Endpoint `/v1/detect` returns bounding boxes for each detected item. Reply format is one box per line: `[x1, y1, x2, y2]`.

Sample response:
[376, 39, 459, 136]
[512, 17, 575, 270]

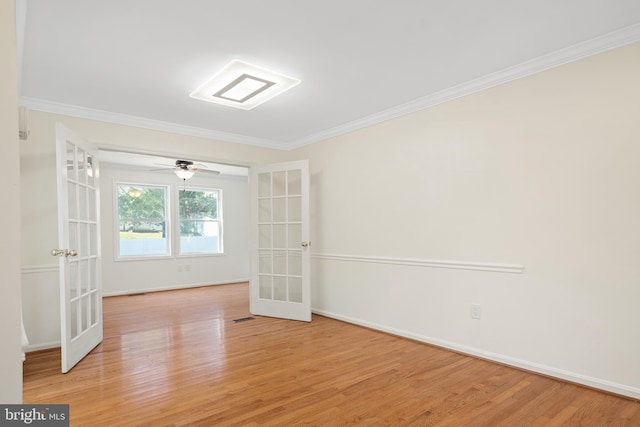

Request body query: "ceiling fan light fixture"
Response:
[190, 60, 300, 110]
[174, 168, 195, 180]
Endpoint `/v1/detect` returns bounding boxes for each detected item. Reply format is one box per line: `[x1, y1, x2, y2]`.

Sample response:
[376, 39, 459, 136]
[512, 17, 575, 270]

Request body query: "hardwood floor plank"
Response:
[23, 283, 639, 426]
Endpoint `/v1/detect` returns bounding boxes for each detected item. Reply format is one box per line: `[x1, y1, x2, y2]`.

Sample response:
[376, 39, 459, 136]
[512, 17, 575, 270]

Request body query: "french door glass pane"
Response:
[70, 300, 78, 339]
[258, 199, 271, 222]
[88, 258, 97, 290]
[89, 224, 97, 256]
[88, 188, 97, 220]
[272, 198, 286, 222]
[78, 186, 87, 221]
[81, 295, 88, 333]
[273, 250, 286, 274]
[86, 154, 95, 187]
[90, 292, 98, 326]
[273, 172, 286, 196]
[288, 169, 301, 195]
[259, 275, 272, 299]
[273, 224, 287, 249]
[258, 173, 271, 197]
[259, 250, 272, 274]
[288, 197, 301, 222]
[69, 222, 77, 254]
[273, 276, 287, 301]
[289, 277, 303, 303]
[69, 261, 78, 300]
[79, 259, 89, 294]
[259, 225, 271, 249]
[78, 223, 88, 256]
[78, 149, 87, 184]
[288, 224, 301, 249]
[288, 251, 302, 276]
[67, 182, 77, 220]
[66, 142, 76, 181]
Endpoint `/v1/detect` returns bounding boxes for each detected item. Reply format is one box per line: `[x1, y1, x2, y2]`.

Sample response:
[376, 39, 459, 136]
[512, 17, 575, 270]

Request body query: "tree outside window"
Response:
[117, 184, 169, 257]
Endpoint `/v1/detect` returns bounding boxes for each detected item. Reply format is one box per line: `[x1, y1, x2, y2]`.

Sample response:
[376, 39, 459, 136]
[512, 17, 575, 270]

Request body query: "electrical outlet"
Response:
[185, 265, 191, 272]
[471, 304, 481, 320]
[178, 265, 183, 272]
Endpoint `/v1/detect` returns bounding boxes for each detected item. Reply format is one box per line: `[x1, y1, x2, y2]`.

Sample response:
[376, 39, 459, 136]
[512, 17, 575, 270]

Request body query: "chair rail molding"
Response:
[312, 253, 524, 274]
[21, 264, 59, 275]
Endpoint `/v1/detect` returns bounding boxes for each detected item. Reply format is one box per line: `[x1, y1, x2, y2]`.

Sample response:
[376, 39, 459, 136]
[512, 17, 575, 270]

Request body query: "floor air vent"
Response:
[232, 317, 255, 323]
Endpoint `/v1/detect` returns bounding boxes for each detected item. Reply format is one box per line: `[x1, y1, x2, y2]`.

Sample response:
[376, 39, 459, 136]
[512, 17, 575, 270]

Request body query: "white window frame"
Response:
[114, 182, 171, 260]
[175, 186, 224, 257]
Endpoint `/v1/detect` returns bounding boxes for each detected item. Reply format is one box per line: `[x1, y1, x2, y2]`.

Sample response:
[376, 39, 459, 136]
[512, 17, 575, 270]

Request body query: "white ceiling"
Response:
[19, 1, 640, 150]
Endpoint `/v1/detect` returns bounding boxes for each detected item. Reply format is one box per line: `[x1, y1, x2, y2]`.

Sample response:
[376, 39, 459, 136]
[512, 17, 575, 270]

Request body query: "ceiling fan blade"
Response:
[193, 168, 220, 175]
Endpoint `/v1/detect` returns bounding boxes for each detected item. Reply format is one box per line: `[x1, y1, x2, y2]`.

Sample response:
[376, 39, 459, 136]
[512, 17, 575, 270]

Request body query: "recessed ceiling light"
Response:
[190, 60, 300, 110]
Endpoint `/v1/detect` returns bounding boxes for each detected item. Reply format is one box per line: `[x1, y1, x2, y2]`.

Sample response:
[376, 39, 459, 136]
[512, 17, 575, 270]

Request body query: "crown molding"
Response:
[19, 97, 287, 150]
[287, 23, 640, 149]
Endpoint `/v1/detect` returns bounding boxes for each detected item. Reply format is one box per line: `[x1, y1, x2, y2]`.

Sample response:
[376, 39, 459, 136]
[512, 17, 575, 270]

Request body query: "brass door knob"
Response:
[51, 249, 78, 257]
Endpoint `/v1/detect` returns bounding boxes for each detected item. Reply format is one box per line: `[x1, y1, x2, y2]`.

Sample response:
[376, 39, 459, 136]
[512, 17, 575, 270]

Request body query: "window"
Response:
[117, 184, 169, 257]
[179, 188, 222, 254]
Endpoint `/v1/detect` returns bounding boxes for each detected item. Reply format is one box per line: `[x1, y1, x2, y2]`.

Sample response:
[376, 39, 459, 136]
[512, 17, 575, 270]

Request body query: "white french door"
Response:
[250, 160, 311, 322]
[54, 124, 103, 373]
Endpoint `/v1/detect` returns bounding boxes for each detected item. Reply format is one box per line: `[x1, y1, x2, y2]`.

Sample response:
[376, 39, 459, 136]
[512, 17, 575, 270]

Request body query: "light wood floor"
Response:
[24, 283, 639, 426]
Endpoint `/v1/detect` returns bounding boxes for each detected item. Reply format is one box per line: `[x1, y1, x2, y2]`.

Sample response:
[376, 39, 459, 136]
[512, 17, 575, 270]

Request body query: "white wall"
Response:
[20, 111, 282, 350]
[0, 0, 23, 403]
[100, 163, 250, 295]
[288, 42, 640, 398]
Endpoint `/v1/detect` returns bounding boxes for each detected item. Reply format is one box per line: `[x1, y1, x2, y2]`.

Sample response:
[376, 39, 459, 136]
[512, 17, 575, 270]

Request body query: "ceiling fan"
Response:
[151, 159, 220, 181]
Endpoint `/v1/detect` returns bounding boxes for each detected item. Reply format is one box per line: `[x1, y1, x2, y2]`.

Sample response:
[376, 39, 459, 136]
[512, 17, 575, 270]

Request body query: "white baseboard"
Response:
[312, 308, 640, 400]
[25, 341, 61, 353]
[102, 278, 249, 297]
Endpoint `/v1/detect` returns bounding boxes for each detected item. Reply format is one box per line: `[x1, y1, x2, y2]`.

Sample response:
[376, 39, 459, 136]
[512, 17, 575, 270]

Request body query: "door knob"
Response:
[301, 241, 310, 247]
[51, 249, 78, 257]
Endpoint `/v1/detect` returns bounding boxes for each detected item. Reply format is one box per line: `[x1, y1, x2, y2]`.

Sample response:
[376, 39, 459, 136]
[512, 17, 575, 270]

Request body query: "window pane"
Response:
[117, 184, 169, 257]
[179, 190, 218, 220]
[179, 188, 222, 254]
[180, 221, 220, 254]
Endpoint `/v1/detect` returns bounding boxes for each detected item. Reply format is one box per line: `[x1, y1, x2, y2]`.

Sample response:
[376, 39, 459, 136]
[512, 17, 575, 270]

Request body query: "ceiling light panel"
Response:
[190, 60, 300, 110]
